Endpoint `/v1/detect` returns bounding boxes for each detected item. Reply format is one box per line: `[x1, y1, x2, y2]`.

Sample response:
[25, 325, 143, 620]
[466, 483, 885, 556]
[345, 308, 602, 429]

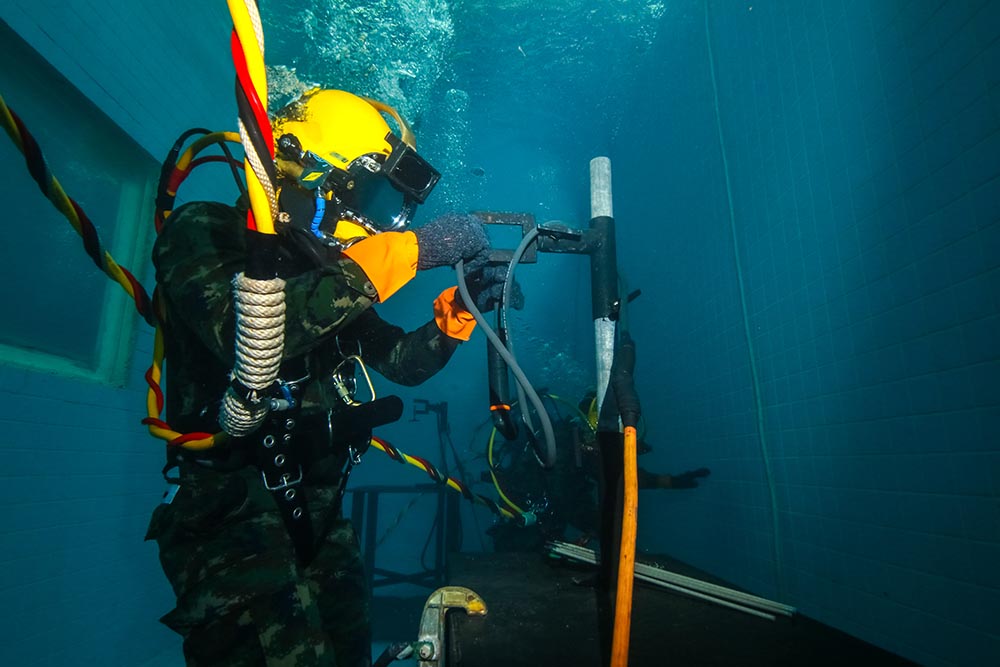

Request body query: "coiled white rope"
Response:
[219, 273, 286, 437]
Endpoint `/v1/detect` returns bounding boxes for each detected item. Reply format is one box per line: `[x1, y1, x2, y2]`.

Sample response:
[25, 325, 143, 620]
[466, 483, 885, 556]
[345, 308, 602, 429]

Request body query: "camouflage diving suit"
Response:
[145, 201, 463, 667]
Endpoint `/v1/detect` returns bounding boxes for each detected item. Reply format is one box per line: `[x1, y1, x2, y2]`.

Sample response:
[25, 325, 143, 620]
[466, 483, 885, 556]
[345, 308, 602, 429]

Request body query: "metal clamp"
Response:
[417, 586, 488, 667]
[261, 465, 303, 491]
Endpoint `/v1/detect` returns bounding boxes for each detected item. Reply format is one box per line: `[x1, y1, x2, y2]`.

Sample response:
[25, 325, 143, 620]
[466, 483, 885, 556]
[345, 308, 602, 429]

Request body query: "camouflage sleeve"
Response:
[338, 308, 461, 386]
[153, 201, 379, 364]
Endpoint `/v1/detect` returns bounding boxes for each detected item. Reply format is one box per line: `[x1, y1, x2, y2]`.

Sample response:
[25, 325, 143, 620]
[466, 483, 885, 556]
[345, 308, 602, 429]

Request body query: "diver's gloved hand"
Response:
[456, 265, 525, 312]
[662, 468, 711, 489]
[413, 213, 490, 271]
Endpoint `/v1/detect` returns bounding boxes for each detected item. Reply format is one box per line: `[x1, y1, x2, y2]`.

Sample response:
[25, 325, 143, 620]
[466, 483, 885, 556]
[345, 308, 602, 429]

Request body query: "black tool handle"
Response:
[487, 326, 518, 440]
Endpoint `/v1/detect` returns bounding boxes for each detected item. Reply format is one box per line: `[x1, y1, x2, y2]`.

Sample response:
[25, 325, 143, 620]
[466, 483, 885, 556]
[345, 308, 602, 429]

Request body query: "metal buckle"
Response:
[261, 465, 303, 491]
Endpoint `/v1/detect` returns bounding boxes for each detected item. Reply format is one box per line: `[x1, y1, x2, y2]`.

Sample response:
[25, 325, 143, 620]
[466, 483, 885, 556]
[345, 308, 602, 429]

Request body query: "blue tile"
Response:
[963, 129, 1000, 190]
[969, 175, 1000, 229]
[958, 496, 1000, 542]
[967, 361, 1000, 407]
[962, 317, 1000, 369]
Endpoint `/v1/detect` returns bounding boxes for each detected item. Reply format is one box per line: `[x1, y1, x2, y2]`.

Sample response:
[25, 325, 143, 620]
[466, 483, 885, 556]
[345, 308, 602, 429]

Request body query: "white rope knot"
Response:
[219, 272, 287, 437]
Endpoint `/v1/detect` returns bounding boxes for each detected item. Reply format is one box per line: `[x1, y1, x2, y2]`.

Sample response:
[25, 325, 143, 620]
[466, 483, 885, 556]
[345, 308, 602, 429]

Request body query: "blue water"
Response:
[1, 1, 998, 666]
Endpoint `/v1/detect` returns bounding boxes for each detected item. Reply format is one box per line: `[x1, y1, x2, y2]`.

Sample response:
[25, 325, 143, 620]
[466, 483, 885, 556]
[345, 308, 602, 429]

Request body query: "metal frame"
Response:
[350, 483, 461, 591]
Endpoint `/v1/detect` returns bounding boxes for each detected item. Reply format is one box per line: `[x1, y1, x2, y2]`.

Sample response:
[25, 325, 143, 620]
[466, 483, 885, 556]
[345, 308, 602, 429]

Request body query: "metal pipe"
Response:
[588, 156, 622, 667]
[590, 156, 614, 218]
[548, 541, 776, 620]
[550, 541, 795, 616]
[633, 571, 777, 621]
[589, 157, 617, 415]
[633, 561, 794, 616]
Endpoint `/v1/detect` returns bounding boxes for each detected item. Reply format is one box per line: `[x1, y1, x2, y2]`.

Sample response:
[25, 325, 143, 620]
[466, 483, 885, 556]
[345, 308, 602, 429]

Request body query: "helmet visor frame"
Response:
[318, 155, 416, 233]
[277, 128, 440, 232]
[382, 132, 440, 204]
[278, 127, 439, 204]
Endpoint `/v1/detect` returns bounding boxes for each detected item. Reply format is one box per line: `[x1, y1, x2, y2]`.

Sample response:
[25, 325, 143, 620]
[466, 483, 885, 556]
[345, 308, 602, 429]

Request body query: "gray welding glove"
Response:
[412, 213, 490, 271]
[457, 265, 525, 312]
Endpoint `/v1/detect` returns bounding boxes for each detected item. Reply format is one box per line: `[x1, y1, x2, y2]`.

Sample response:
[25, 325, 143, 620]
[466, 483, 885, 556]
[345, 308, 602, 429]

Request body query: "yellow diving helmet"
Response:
[272, 89, 440, 236]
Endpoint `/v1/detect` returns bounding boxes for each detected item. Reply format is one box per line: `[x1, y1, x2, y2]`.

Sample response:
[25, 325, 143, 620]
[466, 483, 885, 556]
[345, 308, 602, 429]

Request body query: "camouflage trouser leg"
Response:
[180, 584, 330, 667]
[302, 520, 372, 667]
[147, 471, 370, 667]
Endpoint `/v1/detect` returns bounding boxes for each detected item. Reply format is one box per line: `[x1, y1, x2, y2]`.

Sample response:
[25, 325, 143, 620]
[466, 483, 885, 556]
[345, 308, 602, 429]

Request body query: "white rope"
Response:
[244, 0, 265, 53]
[239, 119, 279, 220]
[218, 272, 286, 437]
[218, 1, 284, 439]
[219, 392, 268, 437]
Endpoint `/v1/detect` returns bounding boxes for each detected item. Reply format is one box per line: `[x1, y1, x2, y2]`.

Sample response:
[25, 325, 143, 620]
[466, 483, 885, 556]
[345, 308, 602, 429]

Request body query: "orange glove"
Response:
[433, 286, 477, 340]
[342, 231, 419, 302]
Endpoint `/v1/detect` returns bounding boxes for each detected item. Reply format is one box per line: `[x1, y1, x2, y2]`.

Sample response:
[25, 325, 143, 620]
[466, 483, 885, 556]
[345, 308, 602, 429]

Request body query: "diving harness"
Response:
[165, 343, 403, 566]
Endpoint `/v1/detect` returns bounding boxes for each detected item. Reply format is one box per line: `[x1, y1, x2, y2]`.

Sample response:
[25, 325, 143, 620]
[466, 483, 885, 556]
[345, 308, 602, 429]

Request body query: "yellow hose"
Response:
[369, 438, 519, 521]
[227, 0, 276, 236]
[487, 427, 527, 515]
[227, 1, 267, 100]
[485, 393, 593, 515]
[174, 132, 242, 173]
[611, 425, 638, 666]
[144, 326, 216, 449]
[2, 95, 149, 307]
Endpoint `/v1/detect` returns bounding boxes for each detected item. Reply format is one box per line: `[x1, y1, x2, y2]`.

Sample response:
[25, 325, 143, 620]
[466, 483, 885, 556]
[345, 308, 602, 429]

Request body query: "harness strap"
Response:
[163, 383, 405, 568]
[254, 414, 316, 566]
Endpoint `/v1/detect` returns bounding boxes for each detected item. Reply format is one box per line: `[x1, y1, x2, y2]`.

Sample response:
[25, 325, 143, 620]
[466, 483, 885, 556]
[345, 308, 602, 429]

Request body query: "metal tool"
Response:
[415, 586, 488, 667]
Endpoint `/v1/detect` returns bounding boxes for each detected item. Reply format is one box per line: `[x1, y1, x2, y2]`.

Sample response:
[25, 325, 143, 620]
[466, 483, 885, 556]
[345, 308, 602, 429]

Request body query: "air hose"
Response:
[487, 392, 594, 515]
[611, 424, 638, 666]
[371, 436, 527, 523]
[0, 94, 155, 327]
[144, 131, 248, 450]
[2, 85, 245, 450]
[486, 427, 528, 515]
[455, 253, 557, 468]
[609, 333, 641, 667]
[499, 228, 554, 462]
[156, 130, 244, 232]
[219, 0, 286, 438]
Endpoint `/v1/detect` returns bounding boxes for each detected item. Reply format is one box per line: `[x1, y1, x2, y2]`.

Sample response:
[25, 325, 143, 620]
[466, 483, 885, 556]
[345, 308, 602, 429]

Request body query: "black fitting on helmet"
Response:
[276, 133, 304, 161]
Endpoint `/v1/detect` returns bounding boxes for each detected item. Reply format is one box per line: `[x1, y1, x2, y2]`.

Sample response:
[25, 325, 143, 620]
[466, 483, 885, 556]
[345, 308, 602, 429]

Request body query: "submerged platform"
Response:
[439, 551, 914, 667]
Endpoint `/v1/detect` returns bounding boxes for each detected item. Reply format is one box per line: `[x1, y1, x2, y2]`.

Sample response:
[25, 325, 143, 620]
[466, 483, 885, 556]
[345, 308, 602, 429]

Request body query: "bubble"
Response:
[266, 65, 316, 107]
[262, 0, 455, 125]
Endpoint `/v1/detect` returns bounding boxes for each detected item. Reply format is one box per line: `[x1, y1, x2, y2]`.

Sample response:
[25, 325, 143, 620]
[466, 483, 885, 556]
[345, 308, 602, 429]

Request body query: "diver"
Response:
[145, 89, 506, 667]
[488, 390, 711, 553]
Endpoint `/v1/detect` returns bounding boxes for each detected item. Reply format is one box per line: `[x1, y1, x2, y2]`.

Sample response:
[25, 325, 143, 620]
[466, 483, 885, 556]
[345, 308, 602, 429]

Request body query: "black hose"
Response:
[234, 81, 276, 188]
[215, 137, 248, 198]
[610, 332, 641, 429]
[158, 128, 211, 194]
[373, 641, 413, 667]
